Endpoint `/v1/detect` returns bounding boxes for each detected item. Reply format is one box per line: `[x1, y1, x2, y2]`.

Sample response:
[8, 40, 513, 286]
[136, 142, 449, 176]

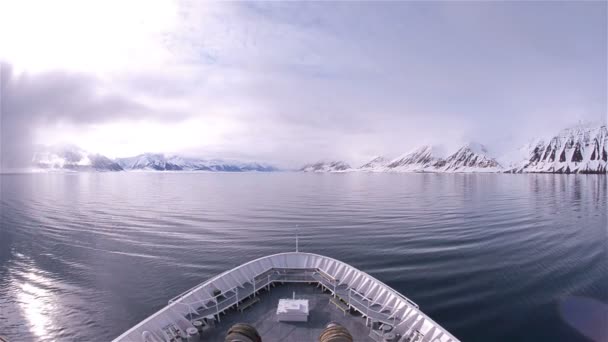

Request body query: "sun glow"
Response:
[34, 116, 243, 158]
[0, 0, 178, 73]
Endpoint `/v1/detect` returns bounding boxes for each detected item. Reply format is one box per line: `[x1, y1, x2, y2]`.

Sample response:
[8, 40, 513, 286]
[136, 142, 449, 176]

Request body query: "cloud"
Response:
[0, 1, 606, 168]
[0, 63, 184, 169]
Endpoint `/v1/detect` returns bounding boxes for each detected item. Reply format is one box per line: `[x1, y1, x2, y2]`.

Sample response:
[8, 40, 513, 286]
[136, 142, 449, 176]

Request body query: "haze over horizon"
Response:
[1, 1, 606, 169]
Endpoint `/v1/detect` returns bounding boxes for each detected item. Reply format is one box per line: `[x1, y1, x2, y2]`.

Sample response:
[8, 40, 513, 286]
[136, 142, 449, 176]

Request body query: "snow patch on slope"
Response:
[508, 124, 607, 174]
[359, 156, 390, 171]
[300, 161, 352, 172]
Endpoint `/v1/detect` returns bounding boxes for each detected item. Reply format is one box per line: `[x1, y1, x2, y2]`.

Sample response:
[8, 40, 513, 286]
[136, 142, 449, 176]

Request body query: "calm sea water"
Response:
[0, 173, 606, 342]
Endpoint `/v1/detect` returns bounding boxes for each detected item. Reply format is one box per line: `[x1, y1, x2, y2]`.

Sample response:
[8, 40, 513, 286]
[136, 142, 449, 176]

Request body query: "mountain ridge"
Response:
[28, 123, 607, 174]
[304, 124, 607, 174]
[32, 148, 278, 172]
[505, 124, 607, 174]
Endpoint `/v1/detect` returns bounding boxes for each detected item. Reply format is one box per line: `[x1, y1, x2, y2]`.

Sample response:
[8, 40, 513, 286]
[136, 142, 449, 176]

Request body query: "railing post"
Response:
[253, 277, 256, 297]
[236, 287, 239, 308]
[366, 299, 370, 326]
[215, 300, 220, 322]
[348, 289, 351, 308]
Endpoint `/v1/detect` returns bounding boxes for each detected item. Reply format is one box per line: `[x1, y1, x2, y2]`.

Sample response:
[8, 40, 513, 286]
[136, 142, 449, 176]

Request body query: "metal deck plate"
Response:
[200, 283, 373, 341]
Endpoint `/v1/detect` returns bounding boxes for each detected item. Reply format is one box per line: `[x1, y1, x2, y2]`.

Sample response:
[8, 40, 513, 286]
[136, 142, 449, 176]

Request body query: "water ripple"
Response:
[0, 173, 605, 342]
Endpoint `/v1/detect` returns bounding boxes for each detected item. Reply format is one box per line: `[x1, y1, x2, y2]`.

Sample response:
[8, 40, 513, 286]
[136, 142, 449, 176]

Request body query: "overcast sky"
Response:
[1, 1, 606, 169]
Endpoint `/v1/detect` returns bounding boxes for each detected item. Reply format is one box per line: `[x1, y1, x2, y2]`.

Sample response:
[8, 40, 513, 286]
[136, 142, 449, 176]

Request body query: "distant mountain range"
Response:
[115, 154, 276, 172]
[31, 123, 606, 174]
[32, 147, 277, 172]
[300, 124, 607, 174]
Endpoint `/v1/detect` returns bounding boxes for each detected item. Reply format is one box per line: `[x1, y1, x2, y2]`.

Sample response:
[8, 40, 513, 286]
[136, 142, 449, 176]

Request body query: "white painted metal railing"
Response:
[112, 252, 459, 342]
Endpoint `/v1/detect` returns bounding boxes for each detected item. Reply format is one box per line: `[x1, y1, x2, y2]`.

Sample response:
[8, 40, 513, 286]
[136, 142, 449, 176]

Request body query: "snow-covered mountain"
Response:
[385, 145, 447, 172]
[88, 154, 124, 171]
[33, 145, 123, 171]
[32, 147, 277, 172]
[438, 143, 501, 172]
[506, 124, 607, 174]
[300, 161, 351, 172]
[116, 153, 181, 171]
[29, 123, 608, 174]
[353, 124, 607, 174]
[359, 156, 389, 170]
[116, 154, 277, 172]
[358, 143, 501, 173]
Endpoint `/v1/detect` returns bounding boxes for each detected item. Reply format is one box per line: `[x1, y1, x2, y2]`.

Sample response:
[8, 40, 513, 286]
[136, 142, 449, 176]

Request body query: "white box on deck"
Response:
[276, 299, 309, 322]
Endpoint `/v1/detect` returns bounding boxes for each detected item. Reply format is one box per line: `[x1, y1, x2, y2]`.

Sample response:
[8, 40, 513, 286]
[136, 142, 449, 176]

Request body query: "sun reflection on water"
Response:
[12, 261, 58, 340]
[17, 282, 52, 338]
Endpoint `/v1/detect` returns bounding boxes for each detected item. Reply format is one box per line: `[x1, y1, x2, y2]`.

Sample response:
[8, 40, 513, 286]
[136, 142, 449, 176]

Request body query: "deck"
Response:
[199, 283, 373, 341]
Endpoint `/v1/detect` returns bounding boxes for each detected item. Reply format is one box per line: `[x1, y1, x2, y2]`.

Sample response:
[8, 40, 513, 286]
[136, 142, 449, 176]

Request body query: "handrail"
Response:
[167, 252, 419, 309]
[115, 252, 444, 342]
[348, 293, 393, 319]
[177, 268, 412, 329]
[180, 266, 412, 321]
